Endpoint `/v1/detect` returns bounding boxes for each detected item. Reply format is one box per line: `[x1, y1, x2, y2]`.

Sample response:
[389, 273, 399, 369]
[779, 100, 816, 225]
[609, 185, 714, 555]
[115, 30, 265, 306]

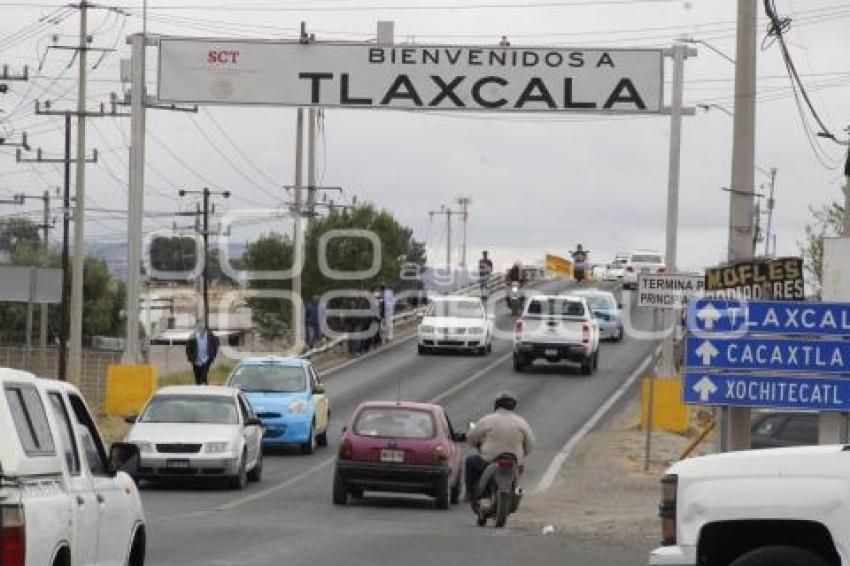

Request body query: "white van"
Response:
[0, 368, 146, 566]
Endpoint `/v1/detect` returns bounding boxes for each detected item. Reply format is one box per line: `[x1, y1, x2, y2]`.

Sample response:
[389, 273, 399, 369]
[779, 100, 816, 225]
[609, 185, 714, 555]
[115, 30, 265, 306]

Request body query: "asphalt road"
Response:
[141, 281, 659, 566]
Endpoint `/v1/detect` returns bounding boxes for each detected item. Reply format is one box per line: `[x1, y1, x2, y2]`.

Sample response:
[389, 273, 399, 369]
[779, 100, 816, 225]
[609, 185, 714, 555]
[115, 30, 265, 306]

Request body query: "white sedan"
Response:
[417, 296, 493, 355]
[126, 385, 264, 489]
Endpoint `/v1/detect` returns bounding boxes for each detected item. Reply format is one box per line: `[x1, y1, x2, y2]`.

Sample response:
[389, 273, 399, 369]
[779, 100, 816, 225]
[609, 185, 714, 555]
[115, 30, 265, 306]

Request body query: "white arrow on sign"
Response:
[696, 303, 722, 330]
[693, 375, 718, 402]
[695, 340, 720, 365]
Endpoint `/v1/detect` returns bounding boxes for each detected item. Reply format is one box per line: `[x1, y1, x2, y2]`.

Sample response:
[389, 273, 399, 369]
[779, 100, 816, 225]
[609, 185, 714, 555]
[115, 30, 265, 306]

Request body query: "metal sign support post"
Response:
[23, 269, 37, 370]
[659, 44, 697, 377]
[644, 308, 659, 472]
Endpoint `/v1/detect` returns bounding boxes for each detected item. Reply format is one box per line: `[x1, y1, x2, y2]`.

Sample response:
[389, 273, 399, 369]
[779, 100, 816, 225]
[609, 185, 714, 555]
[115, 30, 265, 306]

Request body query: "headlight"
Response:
[420, 325, 434, 333]
[135, 441, 155, 454]
[205, 441, 231, 454]
[288, 399, 309, 414]
[468, 327, 484, 335]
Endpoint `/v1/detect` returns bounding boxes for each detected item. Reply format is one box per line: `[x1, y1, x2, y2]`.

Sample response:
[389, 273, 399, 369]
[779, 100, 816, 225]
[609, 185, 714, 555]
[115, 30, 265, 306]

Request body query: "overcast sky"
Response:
[0, 0, 848, 276]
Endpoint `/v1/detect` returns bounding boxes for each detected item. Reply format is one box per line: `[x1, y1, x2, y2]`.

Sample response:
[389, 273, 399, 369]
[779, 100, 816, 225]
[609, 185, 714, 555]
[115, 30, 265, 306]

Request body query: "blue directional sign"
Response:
[683, 372, 850, 411]
[684, 335, 850, 375]
[689, 299, 850, 336]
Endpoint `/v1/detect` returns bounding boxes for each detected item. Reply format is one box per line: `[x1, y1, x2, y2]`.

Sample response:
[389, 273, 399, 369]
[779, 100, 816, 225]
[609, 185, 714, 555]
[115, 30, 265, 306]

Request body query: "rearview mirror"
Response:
[123, 414, 138, 425]
[245, 417, 263, 427]
[109, 442, 140, 477]
[617, 303, 623, 309]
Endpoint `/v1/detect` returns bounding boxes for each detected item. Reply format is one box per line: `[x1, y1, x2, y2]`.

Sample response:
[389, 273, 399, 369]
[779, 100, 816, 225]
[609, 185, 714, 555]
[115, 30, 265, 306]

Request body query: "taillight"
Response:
[497, 458, 516, 469]
[626, 266, 634, 273]
[433, 444, 449, 464]
[0, 505, 26, 566]
[338, 438, 353, 460]
[514, 320, 523, 335]
[659, 474, 678, 546]
[582, 324, 591, 344]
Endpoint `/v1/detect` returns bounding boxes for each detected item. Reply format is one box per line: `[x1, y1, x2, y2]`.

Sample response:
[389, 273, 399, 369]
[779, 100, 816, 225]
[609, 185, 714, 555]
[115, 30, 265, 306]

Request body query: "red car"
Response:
[333, 401, 465, 509]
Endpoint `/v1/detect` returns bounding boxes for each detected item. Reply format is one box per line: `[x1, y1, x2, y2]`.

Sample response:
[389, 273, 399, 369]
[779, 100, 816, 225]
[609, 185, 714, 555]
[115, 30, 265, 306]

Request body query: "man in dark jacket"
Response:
[185, 323, 219, 385]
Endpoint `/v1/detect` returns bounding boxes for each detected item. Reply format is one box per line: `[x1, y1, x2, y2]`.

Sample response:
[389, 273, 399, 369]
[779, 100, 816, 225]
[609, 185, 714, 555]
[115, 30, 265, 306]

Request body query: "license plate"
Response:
[380, 449, 404, 463]
[545, 348, 558, 356]
[166, 459, 190, 468]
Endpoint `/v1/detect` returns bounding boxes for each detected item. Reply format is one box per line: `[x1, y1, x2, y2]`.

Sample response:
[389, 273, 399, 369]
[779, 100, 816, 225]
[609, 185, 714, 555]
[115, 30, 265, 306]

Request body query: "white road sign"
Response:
[637, 272, 705, 309]
[157, 38, 664, 113]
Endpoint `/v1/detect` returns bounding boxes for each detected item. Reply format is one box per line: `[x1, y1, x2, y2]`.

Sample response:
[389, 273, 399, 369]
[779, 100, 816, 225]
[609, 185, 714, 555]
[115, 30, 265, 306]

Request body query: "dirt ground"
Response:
[520, 391, 715, 545]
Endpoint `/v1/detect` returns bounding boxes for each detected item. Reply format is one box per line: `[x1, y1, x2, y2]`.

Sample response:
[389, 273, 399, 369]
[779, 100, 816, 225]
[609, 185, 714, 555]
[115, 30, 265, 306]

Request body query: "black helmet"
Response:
[494, 391, 518, 411]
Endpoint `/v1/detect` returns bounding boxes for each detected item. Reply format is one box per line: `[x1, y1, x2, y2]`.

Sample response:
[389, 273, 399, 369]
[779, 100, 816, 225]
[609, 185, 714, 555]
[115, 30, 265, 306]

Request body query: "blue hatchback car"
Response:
[225, 357, 330, 454]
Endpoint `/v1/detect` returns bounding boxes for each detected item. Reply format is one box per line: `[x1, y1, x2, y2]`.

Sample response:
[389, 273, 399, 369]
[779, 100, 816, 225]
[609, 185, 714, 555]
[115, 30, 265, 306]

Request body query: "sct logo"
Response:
[207, 50, 240, 64]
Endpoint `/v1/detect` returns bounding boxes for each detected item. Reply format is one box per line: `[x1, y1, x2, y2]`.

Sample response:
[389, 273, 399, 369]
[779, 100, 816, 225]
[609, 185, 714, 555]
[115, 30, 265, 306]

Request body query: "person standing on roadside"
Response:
[305, 294, 321, 349]
[185, 320, 219, 385]
[377, 282, 394, 342]
[478, 251, 494, 297]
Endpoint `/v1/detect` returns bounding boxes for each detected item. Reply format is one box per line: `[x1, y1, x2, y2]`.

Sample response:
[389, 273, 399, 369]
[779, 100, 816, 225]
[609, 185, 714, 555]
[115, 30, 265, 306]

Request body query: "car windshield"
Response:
[429, 300, 483, 319]
[140, 395, 238, 424]
[581, 294, 617, 311]
[354, 408, 435, 439]
[228, 364, 307, 393]
[526, 298, 586, 317]
[631, 254, 663, 263]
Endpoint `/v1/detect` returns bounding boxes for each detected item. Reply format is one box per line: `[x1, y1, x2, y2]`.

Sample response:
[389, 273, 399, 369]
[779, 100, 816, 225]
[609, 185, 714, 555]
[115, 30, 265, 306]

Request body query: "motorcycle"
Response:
[507, 282, 523, 316]
[472, 452, 523, 528]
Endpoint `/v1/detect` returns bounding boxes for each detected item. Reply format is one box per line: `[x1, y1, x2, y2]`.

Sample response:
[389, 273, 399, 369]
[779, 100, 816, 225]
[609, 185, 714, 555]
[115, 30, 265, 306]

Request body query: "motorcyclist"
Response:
[507, 262, 522, 286]
[464, 391, 535, 501]
[571, 244, 589, 282]
[478, 251, 494, 297]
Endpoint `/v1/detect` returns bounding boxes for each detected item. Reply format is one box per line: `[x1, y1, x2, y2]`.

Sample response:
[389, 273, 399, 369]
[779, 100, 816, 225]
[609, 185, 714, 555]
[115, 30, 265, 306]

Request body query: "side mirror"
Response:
[109, 442, 140, 477]
[245, 417, 263, 427]
[123, 414, 138, 425]
[313, 384, 326, 395]
[416, 312, 424, 321]
[617, 303, 623, 309]
[341, 425, 348, 433]
[452, 432, 467, 443]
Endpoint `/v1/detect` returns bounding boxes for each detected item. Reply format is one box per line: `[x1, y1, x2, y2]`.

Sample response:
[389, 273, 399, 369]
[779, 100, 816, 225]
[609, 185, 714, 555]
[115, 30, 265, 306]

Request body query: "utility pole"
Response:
[14, 191, 57, 346]
[178, 188, 230, 327]
[753, 197, 762, 256]
[725, 0, 759, 452]
[456, 197, 471, 271]
[763, 168, 777, 256]
[17, 113, 95, 380]
[305, 108, 318, 232]
[293, 107, 305, 346]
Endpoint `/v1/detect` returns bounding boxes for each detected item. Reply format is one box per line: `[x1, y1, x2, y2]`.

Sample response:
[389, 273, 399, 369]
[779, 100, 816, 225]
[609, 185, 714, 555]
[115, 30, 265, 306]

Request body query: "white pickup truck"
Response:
[513, 295, 600, 374]
[650, 445, 847, 566]
[0, 368, 146, 566]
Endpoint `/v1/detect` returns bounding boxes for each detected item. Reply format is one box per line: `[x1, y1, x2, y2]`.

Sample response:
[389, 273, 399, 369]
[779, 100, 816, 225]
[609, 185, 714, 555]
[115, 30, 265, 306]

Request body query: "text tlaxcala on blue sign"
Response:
[684, 336, 850, 374]
[688, 299, 850, 336]
[683, 372, 850, 411]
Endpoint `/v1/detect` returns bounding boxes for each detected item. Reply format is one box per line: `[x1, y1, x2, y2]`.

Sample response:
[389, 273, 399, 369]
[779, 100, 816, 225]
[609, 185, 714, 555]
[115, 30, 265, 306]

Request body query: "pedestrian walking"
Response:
[185, 321, 219, 385]
[377, 283, 395, 342]
[305, 294, 321, 349]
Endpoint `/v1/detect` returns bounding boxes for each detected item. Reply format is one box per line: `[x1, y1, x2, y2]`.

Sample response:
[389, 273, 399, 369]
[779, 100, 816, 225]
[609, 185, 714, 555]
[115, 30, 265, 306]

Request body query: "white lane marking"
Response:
[201, 352, 512, 514]
[533, 344, 661, 494]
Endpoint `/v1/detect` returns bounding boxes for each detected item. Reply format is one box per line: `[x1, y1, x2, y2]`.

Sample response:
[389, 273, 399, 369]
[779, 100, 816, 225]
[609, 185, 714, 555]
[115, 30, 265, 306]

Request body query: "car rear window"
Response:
[526, 298, 586, 318]
[4, 384, 55, 457]
[354, 408, 435, 439]
[140, 394, 238, 424]
[228, 364, 307, 393]
[631, 254, 663, 263]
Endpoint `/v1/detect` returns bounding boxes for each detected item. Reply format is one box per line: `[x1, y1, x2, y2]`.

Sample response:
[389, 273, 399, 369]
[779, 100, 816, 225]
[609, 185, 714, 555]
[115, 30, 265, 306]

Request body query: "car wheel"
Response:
[593, 350, 600, 370]
[417, 344, 427, 355]
[486, 341, 492, 354]
[247, 450, 263, 483]
[513, 354, 526, 372]
[729, 546, 829, 566]
[477, 346, 487, 356]
[434, 474, 450, 510]
[615, 327, 624, 342]
[301, 423, 317, 455]
[580, 355, 593, 376]
[332, 470, 348, 506]
[229, 452, 247, 490]
[450, 475, 462, 505]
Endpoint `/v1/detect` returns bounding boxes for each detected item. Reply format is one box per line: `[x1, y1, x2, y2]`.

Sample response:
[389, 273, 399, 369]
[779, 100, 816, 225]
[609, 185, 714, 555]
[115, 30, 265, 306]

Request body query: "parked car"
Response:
[622, 250, 666, 290]
[604, 254, 629, 281]
[571, 289, 624, 341]
[333, 401, 465, 509]
[0, 368, 146, 566]
[650, 444, 847, 566]
[417, 295, 493, 355]
[513, 294, 601, 373]
[125, 385, 264, 489]
[750, 411, 818, 449]
[226, 356, 330, 454]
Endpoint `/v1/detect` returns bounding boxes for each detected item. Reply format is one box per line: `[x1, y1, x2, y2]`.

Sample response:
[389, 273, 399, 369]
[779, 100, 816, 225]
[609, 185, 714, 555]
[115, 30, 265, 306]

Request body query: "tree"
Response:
[147, 235, 237, 285]
[799, 197, 845, 298]
[240, 233, 294, 338]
